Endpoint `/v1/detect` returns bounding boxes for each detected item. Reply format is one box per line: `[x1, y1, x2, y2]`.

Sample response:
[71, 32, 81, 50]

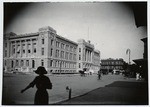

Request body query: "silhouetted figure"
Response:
[98, 69, 102, 80]
[21, 66, 52, 105]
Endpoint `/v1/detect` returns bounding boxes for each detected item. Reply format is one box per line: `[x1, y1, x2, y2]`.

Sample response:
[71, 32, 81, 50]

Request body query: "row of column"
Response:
[50, 59, 76, 69]
[10, 39, 37, 58]
[85, 49, 92, 62]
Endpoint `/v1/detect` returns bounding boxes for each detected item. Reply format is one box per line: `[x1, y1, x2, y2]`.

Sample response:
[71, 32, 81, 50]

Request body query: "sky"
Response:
[4, 2, 147, 63]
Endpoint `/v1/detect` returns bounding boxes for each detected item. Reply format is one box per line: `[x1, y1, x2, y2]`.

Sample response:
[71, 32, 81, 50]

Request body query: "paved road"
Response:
[3, 73, 141, 105]
[58, 80, 148, 105]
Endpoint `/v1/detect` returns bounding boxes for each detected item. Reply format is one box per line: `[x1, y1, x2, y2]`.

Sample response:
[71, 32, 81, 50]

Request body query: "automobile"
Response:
[113, 69, 120, 75]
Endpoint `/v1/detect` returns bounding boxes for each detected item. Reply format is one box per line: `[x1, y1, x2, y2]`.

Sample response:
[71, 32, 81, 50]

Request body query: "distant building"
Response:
[101, 58, 125, 73]
[77, 39, 100, 73]
[3, 26, 100, 74]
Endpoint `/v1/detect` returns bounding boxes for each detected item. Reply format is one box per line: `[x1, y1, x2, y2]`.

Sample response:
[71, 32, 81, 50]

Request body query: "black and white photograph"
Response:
[2, 0, 148, 105]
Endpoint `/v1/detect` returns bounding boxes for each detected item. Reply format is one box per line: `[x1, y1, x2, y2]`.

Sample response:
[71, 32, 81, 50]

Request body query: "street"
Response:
[2, 73, 146, 105]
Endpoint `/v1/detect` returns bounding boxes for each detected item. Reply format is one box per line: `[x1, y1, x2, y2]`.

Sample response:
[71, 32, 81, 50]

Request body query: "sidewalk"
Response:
[56, 79, 148, 105]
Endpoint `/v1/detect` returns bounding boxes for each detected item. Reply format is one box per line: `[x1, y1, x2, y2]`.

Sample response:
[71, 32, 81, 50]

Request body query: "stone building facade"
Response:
[101, 58, 125, 73]
[3, 26, 100, 74]
[77, 39, 100, 72]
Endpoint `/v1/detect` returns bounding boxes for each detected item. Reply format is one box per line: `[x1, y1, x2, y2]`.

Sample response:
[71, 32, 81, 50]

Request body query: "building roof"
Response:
[77, 39, 94, 49]
[133, 58, 147, 65]
[56, 34, 78, 46]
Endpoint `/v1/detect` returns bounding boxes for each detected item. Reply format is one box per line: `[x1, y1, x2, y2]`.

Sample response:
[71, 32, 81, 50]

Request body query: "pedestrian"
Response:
[136, 72, 140, 80]
[21, 66, 52, 105]
[98, 69, 102, 80]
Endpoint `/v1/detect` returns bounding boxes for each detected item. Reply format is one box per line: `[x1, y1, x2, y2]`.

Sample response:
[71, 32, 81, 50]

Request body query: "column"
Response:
[83, 49, 86, 61]
[86, 50, 87, 62]
[25, 40, 28, 57]
[20, 40, 22, 57]
[31, 39, 33, 55]
[86, 50, 88, 62]
[15, 41, 17, 58]
[88, 51, 90, 62]
[91, 51, 92, 62]
[85, 49, 86, 61]
[89, 51, 91, 62]
[10, 42, 12, 57]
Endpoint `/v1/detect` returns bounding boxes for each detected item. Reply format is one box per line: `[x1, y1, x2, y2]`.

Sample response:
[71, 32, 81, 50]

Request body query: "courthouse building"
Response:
[77, 39, 100, 72]
[3, 26, 100, 74]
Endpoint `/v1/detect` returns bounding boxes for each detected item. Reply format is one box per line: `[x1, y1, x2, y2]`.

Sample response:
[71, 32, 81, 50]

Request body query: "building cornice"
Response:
[56, 34, 78, 46]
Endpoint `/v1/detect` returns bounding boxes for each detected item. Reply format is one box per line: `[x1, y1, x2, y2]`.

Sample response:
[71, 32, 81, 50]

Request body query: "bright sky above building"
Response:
[4, 2, 147, 63]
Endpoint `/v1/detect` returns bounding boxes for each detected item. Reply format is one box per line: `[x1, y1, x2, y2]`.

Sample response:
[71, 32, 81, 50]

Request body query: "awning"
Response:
[133, 59, 147, 66]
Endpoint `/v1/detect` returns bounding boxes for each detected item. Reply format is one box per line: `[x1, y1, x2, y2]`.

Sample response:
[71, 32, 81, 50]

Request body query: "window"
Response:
[66, 45, 69, 50]
[56, 41, 60, 48]
[41, 48, 44, 55]
[74, 48, 76, 52]
[32, 60, 35, 68]
[11, 61, 14, 68]
[34, 48, 36, 53]
[79, 55, 81, 60]
[51, 39, 54, 46]
[70, 46, 73, 51]
[33, 43, 36, 53]
[4, 60, 6, 66]
[112, 61, 114, 65]
[79, 63, 81, 68]
[17, 45, 20, 54]
[50, 48, 53, 56]
[61, 51, 64, 58]
[69, 53, 72, 60]
[61, 43, 65, 49]
[73, 54, 76, 60]
[13, 45, 15, 54]
[41, 60, 44, 66]
[56, 50, 59, 57]
[116, 61, 118, 65]
[56, 61, 58, 67]
[5, 43, 7, 47]
[27, 44, 31, 54]
[50, 60, 53, 67]
[65, 52, 68, 59]
[42, 38, 44, 44]
[16, 60, 19, 66]
[23, 50, 25, 54]
[26, 60, 29, 66]
[21, 60, 24, 66]
[79, 48, 81, 52]
[5, 50, 7, 57]
[28, 49, 31, 53]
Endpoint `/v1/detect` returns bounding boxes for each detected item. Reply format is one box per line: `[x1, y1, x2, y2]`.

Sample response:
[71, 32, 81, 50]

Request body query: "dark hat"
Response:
[35, 66, 47, 74]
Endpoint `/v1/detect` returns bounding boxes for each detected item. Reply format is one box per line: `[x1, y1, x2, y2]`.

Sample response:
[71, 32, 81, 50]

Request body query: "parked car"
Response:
[113, 69, 120, 75]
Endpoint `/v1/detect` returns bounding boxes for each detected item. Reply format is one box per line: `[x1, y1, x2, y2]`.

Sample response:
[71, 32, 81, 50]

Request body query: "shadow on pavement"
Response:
[57, 80, 148, 105]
